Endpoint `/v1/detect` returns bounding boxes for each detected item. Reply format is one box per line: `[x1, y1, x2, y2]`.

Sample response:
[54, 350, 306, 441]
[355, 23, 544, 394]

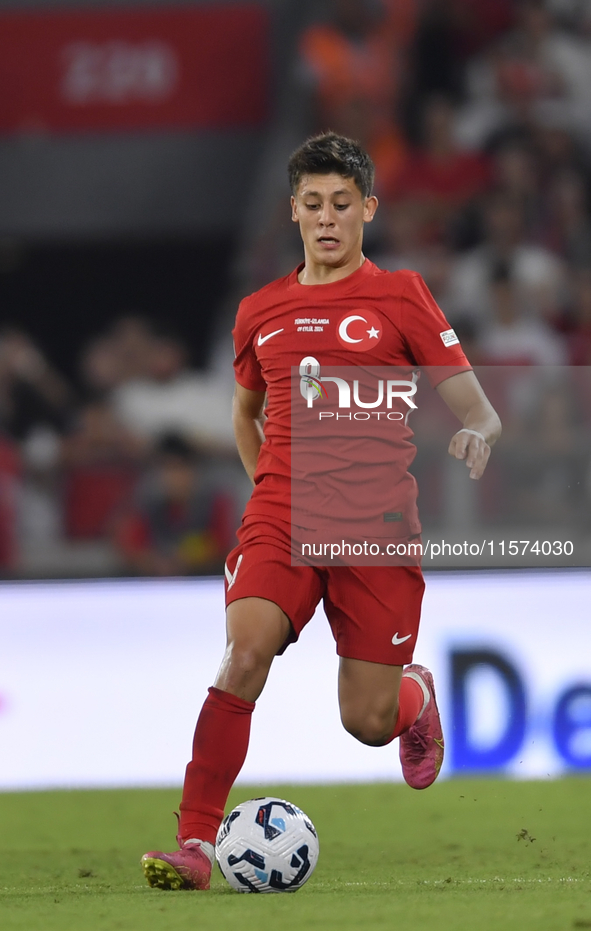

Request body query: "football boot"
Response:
[141, 829, 213, 890]
[399, 664, 444, 789]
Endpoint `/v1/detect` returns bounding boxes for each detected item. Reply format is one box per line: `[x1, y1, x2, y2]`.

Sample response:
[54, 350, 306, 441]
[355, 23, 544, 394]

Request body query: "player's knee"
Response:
[341, 707, 397, 747]
[225, 641, 274, 684]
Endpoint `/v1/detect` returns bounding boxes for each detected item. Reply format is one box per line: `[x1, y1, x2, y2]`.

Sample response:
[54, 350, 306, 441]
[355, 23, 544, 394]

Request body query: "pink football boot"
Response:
[399, 664, 444, 790]
[141, 829, 213, 891]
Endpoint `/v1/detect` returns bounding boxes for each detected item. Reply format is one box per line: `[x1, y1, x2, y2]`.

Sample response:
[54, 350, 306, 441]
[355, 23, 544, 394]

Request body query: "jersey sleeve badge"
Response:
[439, 328, 460, 348]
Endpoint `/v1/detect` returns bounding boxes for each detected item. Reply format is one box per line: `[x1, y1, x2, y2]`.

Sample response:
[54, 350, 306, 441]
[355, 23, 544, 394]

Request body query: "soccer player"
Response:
[141, 133, 502, 891]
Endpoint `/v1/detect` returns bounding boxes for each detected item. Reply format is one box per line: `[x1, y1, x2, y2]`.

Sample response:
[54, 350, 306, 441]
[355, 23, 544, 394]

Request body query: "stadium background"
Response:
[0, 0, 590, 793]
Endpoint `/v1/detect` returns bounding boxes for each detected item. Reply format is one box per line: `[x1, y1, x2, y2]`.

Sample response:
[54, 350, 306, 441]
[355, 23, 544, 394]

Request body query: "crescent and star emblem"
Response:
[337, 314, 381, 350]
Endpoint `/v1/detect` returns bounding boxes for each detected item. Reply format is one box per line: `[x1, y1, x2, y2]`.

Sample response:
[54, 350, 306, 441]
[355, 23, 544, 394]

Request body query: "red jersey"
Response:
[233, 260, 469, 537]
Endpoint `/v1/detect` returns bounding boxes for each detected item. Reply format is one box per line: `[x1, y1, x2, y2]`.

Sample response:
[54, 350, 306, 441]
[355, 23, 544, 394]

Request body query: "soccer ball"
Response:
[215, 797, 319, 893]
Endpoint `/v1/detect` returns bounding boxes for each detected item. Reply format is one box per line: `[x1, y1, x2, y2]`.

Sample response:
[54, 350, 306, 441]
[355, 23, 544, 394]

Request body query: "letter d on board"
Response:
[450, 649, 526, 771]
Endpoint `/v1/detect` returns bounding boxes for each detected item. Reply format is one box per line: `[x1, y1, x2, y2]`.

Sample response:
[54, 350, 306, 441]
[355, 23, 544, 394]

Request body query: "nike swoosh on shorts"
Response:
[391, 632, 412, 645]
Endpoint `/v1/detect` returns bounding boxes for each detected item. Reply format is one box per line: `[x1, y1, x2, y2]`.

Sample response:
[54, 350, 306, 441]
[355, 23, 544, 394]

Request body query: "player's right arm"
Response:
[232, 383, 266, 483]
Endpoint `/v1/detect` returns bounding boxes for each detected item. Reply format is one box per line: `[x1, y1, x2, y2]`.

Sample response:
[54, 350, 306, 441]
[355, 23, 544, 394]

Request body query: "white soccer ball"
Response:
[215, 796, 319, 893]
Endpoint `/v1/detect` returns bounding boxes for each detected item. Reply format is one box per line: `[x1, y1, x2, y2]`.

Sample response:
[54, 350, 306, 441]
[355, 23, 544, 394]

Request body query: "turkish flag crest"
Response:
[336, 309, 383, 351]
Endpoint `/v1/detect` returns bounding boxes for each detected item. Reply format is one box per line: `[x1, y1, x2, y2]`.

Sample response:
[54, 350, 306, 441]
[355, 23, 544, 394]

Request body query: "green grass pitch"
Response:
[0, 779, 589, 931]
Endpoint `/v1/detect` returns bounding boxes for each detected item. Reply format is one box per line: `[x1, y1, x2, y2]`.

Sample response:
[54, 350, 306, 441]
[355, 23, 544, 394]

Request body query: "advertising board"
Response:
[0, 5, 269, 133]
[0, 572, 589, 789]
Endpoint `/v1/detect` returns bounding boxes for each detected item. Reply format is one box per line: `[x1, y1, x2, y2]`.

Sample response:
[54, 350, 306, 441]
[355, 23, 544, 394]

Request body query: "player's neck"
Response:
[297, 252, 367, 286]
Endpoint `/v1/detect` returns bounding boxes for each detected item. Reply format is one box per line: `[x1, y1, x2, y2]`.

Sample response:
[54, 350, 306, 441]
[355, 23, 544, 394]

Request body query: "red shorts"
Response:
[224, 517, 425, 666]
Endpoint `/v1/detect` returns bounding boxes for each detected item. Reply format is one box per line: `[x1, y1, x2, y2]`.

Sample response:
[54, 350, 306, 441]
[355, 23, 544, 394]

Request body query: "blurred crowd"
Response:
[2, 0, 591, 577]
[0, 319, 245, 577]
[258, 0, 591, 370]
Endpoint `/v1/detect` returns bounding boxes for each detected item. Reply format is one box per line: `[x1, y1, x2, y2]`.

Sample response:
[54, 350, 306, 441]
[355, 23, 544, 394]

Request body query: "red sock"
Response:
[388, 675, 424, 742]
[179, 686, 255, 845]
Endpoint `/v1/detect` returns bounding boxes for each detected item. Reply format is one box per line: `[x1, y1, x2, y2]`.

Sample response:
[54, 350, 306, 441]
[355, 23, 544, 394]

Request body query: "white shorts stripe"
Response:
[225, 553, 243, 591]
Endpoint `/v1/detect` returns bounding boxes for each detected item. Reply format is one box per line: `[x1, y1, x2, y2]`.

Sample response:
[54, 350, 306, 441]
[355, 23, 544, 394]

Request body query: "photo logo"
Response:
[300, 374, 329, 404]
[299, 357, 417, 417]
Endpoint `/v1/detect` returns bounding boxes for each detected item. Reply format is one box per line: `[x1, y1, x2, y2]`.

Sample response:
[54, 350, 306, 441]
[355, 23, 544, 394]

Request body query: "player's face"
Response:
[291, 174, 378, 269]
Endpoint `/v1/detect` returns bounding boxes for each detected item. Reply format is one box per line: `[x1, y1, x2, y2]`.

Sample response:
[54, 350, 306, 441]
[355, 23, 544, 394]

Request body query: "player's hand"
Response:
[448, 428, 490, 480]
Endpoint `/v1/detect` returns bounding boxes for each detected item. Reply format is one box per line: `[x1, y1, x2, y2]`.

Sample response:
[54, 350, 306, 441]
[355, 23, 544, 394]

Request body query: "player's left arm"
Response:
[232, 382, 267, 484]
[436, 371, 502, 480]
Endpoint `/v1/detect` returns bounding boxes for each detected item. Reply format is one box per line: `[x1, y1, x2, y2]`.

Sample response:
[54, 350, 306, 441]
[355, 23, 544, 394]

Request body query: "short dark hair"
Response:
[288, 132, 375, 199]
